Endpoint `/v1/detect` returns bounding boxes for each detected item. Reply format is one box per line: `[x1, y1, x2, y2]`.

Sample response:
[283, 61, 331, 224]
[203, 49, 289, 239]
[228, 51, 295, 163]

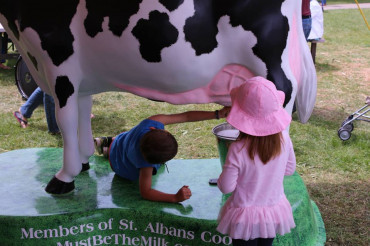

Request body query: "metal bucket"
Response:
[212, 122, 240, 166]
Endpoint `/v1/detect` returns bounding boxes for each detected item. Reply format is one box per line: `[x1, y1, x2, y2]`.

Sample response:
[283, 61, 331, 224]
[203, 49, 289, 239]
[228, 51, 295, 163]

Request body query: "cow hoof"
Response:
[45, 176, 75, 194]
[81, 162, 90, 172]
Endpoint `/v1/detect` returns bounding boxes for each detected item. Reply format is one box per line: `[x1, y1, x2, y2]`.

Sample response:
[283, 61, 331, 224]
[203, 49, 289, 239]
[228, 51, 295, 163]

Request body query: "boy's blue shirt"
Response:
[109, 119, 164, 181]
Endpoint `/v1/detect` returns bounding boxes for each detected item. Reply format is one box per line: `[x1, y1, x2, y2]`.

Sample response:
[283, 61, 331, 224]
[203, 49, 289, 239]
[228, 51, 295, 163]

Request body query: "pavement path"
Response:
[324, 3, 370, 10]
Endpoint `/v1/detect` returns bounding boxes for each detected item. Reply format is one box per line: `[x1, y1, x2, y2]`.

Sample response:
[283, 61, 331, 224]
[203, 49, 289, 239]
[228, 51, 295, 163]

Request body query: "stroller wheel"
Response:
[338, 128, 351, 141]
[341, 117, 354, 132]
[342, 122, 354, 132]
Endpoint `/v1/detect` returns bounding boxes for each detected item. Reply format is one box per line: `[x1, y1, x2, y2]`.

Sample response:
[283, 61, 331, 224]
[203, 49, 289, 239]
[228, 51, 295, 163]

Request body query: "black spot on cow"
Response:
[27, 52, 38, 71]
[84, 0, 142, 37]
[0, 0, 78, 67]
[0, 1, 20, 39]
[184, 0, 291, 106]
[132, 11, 178, 63]
[55, 76, 74, 108]
[159, 0, 185, 11]
[184, 0, 227, 55]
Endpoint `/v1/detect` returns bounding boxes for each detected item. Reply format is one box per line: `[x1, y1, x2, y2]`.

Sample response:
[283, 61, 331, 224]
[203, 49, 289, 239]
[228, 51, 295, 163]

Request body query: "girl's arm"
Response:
[285, 137, 296, 176]
[217, 148, 239, 194]
[149, 106, 230, 125]
[139, 167, 192, 203]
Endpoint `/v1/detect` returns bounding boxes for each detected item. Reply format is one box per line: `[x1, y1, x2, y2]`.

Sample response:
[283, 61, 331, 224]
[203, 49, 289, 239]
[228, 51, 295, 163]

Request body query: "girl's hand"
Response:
[175, 185, 192, 202]
[219, 106, 231, 118]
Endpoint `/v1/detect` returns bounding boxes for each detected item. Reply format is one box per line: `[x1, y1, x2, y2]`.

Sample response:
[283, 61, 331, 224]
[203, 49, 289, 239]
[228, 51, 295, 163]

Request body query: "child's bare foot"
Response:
[102, 147, 109, 158]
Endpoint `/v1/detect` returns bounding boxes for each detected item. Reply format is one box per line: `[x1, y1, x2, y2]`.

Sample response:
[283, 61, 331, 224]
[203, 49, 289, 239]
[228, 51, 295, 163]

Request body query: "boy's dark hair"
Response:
[140, 129, 178, 164]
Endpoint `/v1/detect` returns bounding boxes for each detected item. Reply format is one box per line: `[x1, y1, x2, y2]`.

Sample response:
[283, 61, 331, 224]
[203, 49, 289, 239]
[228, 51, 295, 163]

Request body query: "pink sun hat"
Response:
[226, 76, 292, 136]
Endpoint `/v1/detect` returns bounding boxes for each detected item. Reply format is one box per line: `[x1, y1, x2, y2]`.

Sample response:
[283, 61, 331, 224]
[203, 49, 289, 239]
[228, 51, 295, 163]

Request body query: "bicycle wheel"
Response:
[14, 56, 37, 100]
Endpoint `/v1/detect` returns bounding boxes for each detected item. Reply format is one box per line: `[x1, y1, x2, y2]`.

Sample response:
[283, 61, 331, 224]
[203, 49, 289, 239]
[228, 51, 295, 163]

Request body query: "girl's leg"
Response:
[20, 87, 44, 118]
[232, 238, 274, 246]
[232, 238, 257, 246]
[257, 238, 274, 246]
[43, 92, 60, 133]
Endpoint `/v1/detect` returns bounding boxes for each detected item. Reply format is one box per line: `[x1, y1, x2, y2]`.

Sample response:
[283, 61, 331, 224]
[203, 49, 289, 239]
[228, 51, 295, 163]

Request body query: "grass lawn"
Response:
[300, 6, 369, 246]
[0, 5, 369, 246]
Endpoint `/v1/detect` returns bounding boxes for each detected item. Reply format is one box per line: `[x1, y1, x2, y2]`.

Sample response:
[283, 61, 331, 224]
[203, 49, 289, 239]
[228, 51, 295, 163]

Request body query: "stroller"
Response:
[338, 96, 370, 141]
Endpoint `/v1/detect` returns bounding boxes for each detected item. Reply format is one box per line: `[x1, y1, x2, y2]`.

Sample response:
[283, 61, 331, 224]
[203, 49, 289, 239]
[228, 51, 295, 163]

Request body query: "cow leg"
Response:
[45, 91, 81, 194]
[78, 95, 94, 172]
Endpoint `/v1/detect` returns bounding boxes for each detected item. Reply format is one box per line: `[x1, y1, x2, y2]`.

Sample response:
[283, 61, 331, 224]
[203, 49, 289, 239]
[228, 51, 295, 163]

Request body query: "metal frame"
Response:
[338, 97, 370, 141]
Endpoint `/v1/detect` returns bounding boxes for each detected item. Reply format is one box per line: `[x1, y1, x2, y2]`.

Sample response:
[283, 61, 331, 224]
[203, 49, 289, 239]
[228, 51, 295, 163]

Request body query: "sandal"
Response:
[13, 111, 28, 128]
[0, 63, 11, 70]
[94, 137, 113, 156]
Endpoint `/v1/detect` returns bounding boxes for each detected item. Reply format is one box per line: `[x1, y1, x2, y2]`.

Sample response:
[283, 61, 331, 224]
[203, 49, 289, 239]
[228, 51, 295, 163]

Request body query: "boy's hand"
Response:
[175, 185, 192, 202]
[219, 106, 231, 118]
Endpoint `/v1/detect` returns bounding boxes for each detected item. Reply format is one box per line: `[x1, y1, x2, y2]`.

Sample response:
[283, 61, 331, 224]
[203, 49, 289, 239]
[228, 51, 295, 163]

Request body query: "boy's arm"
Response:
[149, 106, 230, 125]
[139, 167, 192, 203]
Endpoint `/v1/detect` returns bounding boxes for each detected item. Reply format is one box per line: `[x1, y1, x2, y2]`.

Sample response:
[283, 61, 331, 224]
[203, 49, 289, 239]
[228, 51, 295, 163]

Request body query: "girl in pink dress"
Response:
[217, 77, 296, 246]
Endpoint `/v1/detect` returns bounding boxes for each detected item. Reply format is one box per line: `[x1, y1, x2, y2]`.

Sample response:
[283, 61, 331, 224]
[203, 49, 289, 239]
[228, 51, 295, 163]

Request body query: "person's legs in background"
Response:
[19, 87, 44, 118]
[14, 87, 44, 128]
[302, 17, 313, 40]
[43, 92, 59, 134]
[0, 32, 11, 70]
[14, 87, 60, 133]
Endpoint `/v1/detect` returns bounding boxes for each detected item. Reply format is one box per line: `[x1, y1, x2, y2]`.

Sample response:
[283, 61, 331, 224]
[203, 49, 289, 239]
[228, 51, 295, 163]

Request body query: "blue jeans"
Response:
[1, 32, 8, 63]
[20, 87, 59, 133]
[302, 17, 312, 41]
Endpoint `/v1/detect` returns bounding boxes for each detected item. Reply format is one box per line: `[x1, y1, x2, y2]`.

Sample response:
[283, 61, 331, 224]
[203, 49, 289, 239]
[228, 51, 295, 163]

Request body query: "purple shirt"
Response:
[302, 0, 311, 16]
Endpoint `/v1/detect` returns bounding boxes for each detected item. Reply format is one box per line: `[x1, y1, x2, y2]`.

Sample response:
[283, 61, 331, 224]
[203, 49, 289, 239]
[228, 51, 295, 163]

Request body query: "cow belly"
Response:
[75, 13, 262, 97]
[111, 64, 254, 105]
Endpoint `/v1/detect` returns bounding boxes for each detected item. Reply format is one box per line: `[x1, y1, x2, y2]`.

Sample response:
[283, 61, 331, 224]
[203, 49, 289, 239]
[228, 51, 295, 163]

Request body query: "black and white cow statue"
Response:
[0, 0, 316, 194]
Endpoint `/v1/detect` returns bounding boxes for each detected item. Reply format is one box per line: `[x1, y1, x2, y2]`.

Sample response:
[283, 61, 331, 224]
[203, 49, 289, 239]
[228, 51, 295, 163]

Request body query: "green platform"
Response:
[0, 148, 325, 246]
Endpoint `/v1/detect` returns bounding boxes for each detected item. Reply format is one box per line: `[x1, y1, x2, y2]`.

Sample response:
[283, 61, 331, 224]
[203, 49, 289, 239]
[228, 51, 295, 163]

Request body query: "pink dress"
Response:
[217, 130, 296, 240]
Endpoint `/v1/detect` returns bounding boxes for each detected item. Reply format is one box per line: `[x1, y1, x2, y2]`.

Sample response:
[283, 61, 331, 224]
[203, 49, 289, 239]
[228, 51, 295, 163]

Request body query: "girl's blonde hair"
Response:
[239, 132, 283, 164]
